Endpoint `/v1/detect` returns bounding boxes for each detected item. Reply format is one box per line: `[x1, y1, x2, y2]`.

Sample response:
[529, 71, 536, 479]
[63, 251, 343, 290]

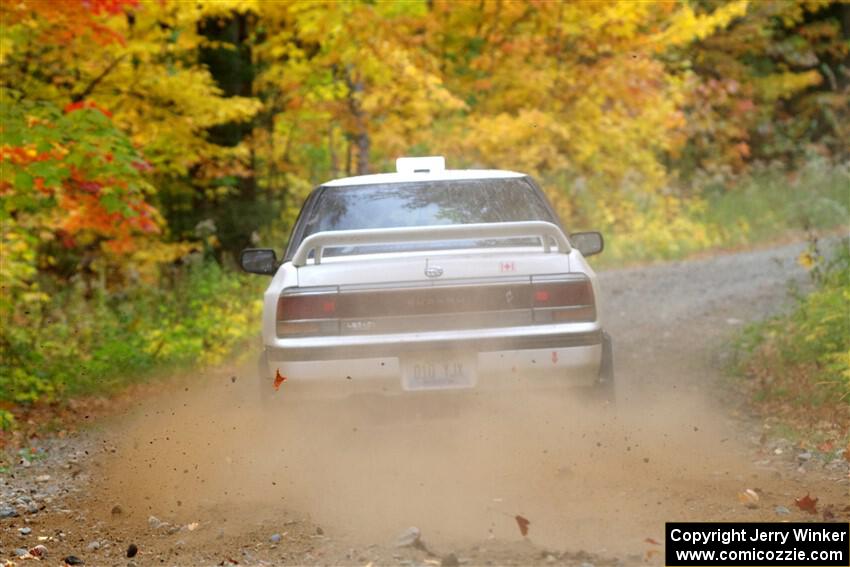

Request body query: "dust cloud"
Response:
[94, 354, 754, 557]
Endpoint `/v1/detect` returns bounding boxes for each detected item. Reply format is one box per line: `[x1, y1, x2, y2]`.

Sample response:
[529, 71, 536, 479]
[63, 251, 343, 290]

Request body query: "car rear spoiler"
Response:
[291, 221, 571, 267]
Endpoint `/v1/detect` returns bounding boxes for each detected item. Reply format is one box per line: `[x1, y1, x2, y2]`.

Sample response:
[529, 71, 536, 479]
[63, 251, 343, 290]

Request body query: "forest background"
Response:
[1, 0, 848, 429]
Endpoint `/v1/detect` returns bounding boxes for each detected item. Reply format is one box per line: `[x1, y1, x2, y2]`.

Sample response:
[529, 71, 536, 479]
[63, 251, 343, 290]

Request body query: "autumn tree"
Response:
[252, 2, 462, 175]
[414, 0, 748, 230]
[679, 0, 850, 179]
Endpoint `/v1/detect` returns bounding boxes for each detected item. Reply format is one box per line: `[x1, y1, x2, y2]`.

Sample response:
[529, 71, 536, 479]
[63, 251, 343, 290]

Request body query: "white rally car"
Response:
[241, 157, 613, 399]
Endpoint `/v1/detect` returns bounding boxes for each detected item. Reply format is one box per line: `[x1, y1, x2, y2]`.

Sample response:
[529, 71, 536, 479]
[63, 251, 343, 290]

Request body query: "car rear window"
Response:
[287, 177, 561, 259]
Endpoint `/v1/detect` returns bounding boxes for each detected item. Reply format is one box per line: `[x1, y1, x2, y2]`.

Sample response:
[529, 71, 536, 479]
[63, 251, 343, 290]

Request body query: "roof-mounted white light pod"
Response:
[395, 156, 446, 174]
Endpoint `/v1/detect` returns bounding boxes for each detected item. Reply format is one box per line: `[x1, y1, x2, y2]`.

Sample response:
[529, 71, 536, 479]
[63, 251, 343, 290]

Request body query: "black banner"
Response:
[666, 522, 849, 566]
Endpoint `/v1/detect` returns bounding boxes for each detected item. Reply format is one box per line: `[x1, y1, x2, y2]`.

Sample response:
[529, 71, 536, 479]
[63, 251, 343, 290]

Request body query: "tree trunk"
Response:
[345, 70, 370, 175]
[198, 11, 263, 254]
[346, 138, 353, 177]
[355, 130, 370, 175]
[841, 4, 850, 88]
[329, 126, 338, 179]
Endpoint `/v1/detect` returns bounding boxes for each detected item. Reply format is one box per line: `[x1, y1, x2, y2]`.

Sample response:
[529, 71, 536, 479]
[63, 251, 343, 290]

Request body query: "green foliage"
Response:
[0, 262, 263, 405]
[588, 159, 850, 267]
[699, 159, 850, 245]
[0, 410, 15, 432]
[737, 236, 850, 409]
[0, 100, 159, 311]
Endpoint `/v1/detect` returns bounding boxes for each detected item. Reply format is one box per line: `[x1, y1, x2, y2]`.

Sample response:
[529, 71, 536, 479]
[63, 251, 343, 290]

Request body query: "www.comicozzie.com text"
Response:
[670, 527, 848, 546]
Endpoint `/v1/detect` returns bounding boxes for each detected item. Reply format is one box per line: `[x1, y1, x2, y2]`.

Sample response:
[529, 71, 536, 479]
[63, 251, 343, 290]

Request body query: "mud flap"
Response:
[258, 349, 274, 406]
[595, 331, 615, 402]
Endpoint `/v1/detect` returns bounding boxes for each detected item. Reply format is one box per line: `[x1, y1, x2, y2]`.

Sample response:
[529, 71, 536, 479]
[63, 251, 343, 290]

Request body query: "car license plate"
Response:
[401, 353, 477, 391]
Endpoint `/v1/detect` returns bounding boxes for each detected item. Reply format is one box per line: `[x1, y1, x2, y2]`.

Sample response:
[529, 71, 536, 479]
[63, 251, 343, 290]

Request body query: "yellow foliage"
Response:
[652, 1, 749, 48]
[753, 71, 823, 102]
[798, 251, 817, 270]
[127, 241, 198, 284]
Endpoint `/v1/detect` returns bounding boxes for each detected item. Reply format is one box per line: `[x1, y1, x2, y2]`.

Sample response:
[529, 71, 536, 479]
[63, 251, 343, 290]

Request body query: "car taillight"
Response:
[277, 288, 339, 337]
[531, 276, 596, 322]
[277, 294, 336, 320]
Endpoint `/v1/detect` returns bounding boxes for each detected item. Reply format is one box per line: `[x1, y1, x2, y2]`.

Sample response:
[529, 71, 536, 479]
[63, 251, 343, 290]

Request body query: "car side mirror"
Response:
[570, 232, 604, 257]
[240, 248, 278, 275]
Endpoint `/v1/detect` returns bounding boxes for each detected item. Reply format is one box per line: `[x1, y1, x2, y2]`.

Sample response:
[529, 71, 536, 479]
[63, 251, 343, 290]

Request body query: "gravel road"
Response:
[2, 240, 848, 566]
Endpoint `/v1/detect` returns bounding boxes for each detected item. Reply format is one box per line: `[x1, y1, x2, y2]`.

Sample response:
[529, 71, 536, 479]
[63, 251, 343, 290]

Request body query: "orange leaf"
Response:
[273, 369, 287, 391]
[794, 493, 818, 514]
[645, 537, 661, 545]
[63, 99, 113, 118]
[515, 515, 530, 537]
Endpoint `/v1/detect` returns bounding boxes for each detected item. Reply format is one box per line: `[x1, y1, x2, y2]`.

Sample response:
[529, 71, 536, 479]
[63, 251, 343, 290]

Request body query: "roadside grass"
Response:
[701, 161, 849, 245]
[592, 159, 849, 268]
[0, 261, 264, 434]
[732, 235, 850, 447]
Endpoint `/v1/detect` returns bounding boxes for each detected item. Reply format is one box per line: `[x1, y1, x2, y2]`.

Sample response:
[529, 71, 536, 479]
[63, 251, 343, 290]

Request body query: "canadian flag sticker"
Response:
[500, 261, 516, 272]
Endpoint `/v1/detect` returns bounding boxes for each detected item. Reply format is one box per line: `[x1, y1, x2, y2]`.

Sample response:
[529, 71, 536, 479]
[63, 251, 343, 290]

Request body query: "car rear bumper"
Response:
[263, 328, 604, 395]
